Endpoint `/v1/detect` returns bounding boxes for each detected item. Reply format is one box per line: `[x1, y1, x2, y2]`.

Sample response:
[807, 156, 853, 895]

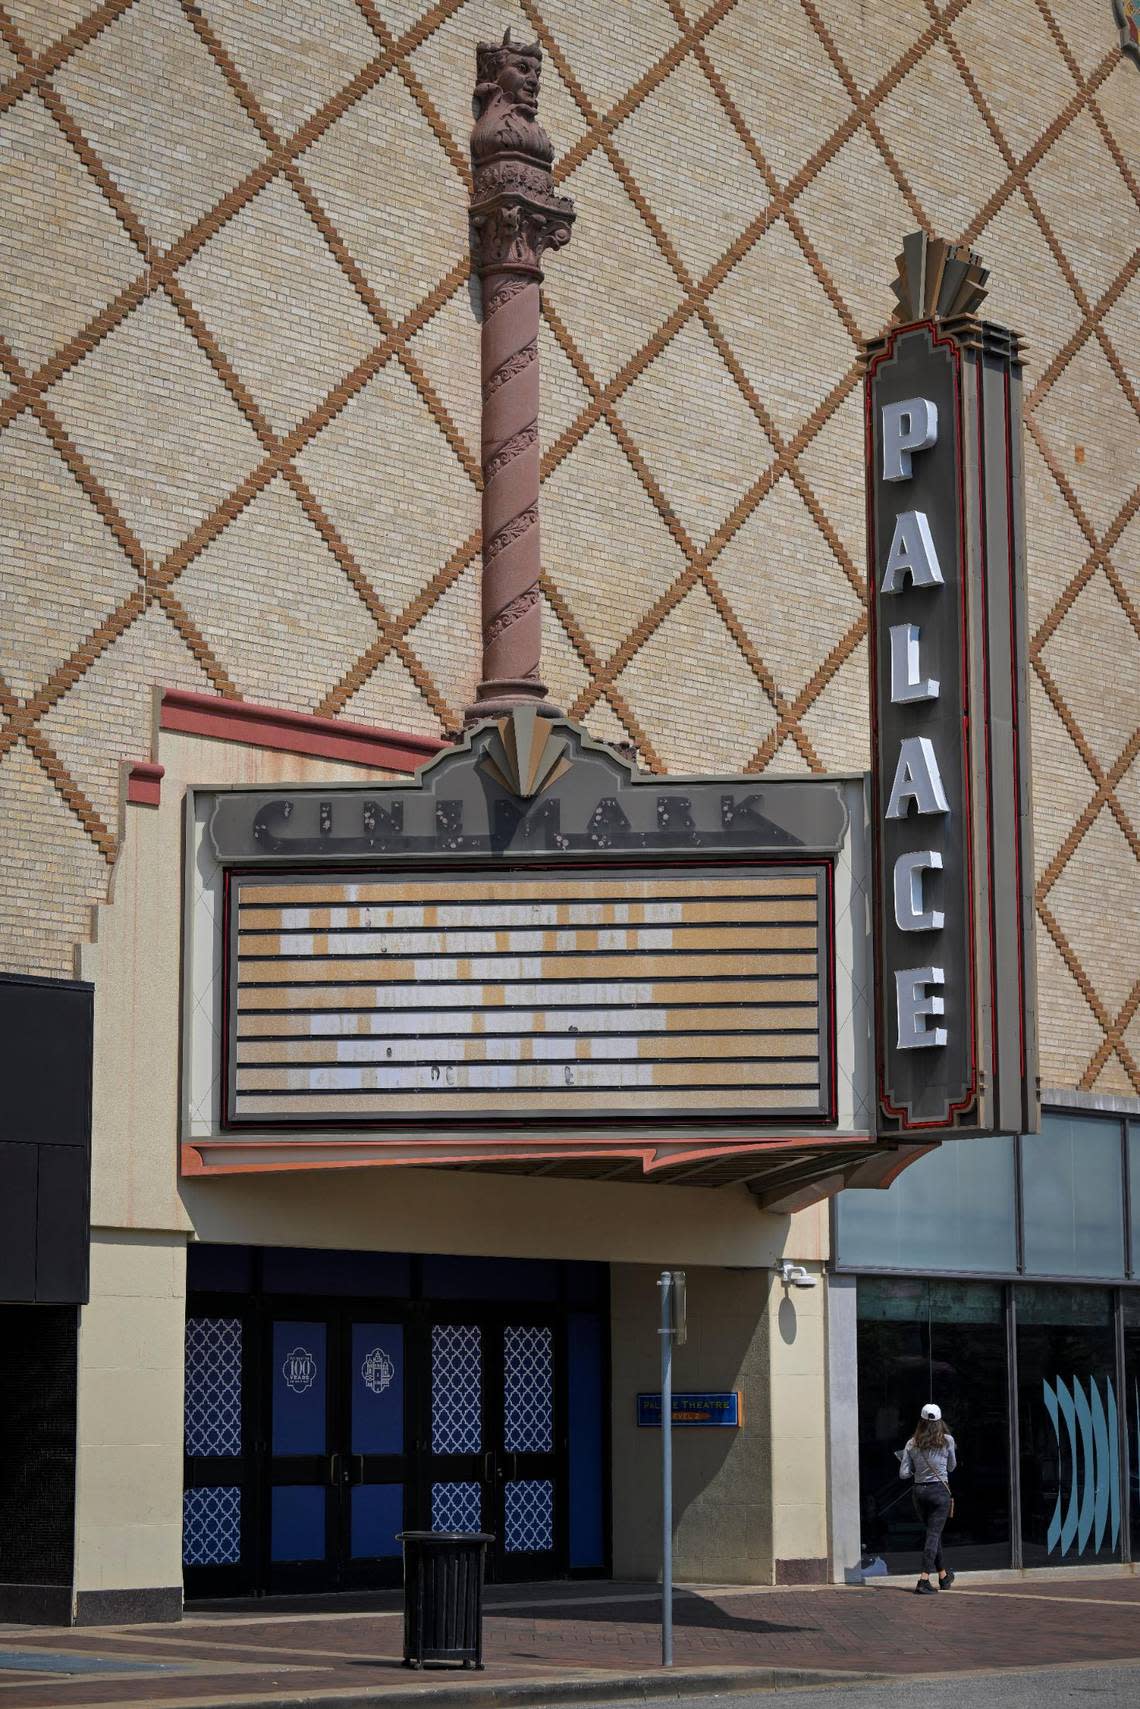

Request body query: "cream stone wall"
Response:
[2, 6, 1136, 1087]
[610, 1262, 830, 1584]
[73, 1232, 187, 1599]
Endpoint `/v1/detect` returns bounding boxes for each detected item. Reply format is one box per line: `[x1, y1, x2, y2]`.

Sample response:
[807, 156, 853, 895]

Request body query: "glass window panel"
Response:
[183, 1487, 241, 1567]
[351, 1323, 404, 1456]
[1124, 1320, 1140, 1551]
[431, 1324, 482, 1454]
[504, 1479, 554, 1553]
[184, 1318, 242, 1456]
[431, 1480, 482, 1533]
[1021, 1114, 1125, 1279]
[1015, 1286, 1120, 1566]
[836, 1134, 1016, 1273]
[350, 1483, 403, 1560]
[270, 1486, 326, 1562]
[271, 1322, 326, 1456]
[1129, 1123, 1140, 1277]
[504, 1326, 554, 1453]
[856, 1279, 1011, 1573]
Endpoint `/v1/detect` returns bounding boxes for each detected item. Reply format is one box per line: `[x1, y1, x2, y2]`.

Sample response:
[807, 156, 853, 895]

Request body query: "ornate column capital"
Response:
[469, 31, 574, 280]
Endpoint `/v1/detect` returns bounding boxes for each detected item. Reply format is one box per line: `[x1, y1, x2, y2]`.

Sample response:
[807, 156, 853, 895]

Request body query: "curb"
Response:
[151, 1663, 889, 1709]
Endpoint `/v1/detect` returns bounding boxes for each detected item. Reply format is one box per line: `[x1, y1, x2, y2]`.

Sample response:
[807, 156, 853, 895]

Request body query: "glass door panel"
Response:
[1016, 1286, 1121, 1566]
[1124, 1296, 1140, 1550]
[856, 1279, 1011, 1573]
[428, 1320, 488, 1539]
[500, 1323, 558, 1575]
[268, 1319, 332, 1586]
[183, 1313, 250, 1593]
[344, 1320, 405, 1578]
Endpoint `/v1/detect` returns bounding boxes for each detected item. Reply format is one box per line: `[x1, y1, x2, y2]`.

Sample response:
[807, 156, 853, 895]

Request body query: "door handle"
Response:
[483, 1449, 495, 1484]
[327, 1451, 340, 1487]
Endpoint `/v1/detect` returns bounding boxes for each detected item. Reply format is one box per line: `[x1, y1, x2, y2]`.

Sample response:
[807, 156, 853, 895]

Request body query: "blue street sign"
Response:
[637, 1391, 742, 1428]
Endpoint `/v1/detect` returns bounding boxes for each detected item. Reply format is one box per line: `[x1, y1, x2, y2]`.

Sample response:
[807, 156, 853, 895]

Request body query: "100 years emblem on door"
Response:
[361, 1346, 396, 1395]
[282, 1346, 318, 1394]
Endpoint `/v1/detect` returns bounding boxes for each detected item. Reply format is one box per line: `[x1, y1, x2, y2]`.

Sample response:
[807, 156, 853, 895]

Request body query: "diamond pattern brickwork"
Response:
[0, 0, 1136, 1095]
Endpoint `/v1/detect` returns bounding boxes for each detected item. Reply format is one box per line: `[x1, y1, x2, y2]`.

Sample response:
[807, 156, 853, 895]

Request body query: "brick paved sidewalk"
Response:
[1, 1575, 1139, 1709]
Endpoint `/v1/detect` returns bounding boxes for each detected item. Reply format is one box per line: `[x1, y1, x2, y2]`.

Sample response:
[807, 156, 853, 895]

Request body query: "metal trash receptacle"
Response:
[397, 1531, 495, 1669]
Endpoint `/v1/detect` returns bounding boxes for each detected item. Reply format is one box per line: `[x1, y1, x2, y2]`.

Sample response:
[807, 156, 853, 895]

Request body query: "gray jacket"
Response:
[899, 1435, 956, 1484]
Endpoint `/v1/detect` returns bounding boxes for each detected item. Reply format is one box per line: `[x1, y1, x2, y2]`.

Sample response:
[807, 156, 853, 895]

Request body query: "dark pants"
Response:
[913, 1483, 951, 1573]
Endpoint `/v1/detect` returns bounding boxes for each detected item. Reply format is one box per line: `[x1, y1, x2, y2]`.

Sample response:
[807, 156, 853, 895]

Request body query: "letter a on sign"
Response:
[886, 737, 950, 818]
[881, 512, 943, 594]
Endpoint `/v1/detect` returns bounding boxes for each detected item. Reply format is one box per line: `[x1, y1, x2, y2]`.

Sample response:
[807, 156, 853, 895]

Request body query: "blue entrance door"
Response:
[266, 1314, 407, 1591]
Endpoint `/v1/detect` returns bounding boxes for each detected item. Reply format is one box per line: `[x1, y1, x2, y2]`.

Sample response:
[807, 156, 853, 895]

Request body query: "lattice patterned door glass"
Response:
[185, 1317, 242, 1456]
[431, 1480, 482, 1534]
[431, 1324, 482, 1454]
[504, 1325, 554, 1453]
[504, 1479, 554, 1553]
[183, 1487, 241, 1566]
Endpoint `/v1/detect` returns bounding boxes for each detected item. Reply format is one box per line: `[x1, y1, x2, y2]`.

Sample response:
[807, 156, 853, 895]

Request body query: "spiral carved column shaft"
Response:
[466, 31, 573, 723]
[479, 273, 542, 698]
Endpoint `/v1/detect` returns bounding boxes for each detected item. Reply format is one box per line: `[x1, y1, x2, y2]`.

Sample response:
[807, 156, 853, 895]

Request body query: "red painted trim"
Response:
[159, 688, 445, 774]
[1004, 366, 1028, 1086]
[181, 1130, 875, 1180]
[126, 761, 164, 806]
[866, 323, 979, 1133]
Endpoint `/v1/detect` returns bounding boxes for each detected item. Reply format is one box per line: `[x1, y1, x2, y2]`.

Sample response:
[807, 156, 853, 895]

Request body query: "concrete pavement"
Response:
[0, 1575, 1138, 1708]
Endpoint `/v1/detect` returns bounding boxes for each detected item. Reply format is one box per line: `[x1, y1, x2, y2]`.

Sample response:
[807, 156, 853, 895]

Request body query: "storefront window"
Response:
[837, 1133, 1016, 1273]
[1123, 1293, 1140, 1549]
[1129, 1124, 1140, 1276]
[1015, 1286, 1121, 1566]
[1020, 1113, 1125, 1278]
[857, 1279, 1010, 1573]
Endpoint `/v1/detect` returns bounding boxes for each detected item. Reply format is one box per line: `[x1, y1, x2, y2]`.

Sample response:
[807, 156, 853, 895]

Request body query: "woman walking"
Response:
[899, 1402, 956, 1594]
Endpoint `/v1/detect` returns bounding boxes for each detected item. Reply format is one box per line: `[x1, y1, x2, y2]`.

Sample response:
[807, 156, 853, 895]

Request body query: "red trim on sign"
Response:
[159, 688, 445, 774]
[126, 761, 164, 806]
[1004, 366, 1028, 1086]
[976, 355, 1000, 1105]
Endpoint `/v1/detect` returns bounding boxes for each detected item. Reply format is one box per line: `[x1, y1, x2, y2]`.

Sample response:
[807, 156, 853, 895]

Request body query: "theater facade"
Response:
[0, 1, 1136, 1625]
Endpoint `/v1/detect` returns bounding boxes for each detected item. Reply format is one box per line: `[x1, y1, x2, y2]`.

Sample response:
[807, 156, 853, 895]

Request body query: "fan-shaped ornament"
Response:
[890, 231, 990, 325]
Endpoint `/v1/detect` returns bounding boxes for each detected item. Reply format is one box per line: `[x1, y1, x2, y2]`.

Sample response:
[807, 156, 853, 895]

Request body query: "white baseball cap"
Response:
[921, 1403, 942, 1422]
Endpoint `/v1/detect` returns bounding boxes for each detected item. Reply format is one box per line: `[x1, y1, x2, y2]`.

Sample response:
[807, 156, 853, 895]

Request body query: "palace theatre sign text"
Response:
[867, 309, 1038, 1137]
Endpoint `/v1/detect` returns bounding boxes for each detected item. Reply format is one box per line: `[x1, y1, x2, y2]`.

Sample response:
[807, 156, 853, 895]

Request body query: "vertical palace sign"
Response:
[866, 233, 1038, 1137]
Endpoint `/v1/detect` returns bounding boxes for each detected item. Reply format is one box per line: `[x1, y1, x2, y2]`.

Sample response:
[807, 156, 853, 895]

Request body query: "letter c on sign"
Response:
[893, 850, 944, 931]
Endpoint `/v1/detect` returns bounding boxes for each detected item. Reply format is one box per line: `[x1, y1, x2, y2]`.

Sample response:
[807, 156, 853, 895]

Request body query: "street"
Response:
[594, 1662, 1140, 1709]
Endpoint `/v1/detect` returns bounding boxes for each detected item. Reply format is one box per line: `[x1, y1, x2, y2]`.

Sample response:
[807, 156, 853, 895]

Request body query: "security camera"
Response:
[777, 1260, 818, 1289]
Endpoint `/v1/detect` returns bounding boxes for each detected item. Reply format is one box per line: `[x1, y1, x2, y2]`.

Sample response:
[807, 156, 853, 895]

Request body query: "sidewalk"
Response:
[2, 1575, 1139, 1709]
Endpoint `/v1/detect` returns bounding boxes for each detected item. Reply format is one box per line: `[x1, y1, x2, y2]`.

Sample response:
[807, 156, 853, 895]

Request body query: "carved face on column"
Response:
[472, 35, 554, 165]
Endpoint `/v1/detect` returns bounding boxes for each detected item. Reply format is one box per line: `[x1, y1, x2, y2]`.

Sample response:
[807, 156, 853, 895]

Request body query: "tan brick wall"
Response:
[0, 0, 1136, 1095]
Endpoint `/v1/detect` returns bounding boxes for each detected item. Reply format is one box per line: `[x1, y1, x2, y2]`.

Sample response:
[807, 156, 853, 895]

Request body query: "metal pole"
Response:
[659, 1270, 673, 1667]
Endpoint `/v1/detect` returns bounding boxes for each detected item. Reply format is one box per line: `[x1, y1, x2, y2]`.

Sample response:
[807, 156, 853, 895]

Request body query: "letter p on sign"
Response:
[882, 397, 938, 481]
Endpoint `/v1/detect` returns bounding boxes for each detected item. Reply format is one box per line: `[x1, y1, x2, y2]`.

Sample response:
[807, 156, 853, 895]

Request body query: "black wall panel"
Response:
[0, 1303, 78, 1584]
[0, 974, 93, 1304]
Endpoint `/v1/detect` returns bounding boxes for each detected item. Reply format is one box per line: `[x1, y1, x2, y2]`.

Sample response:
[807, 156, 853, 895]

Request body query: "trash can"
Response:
[397, 1530, 495, 1669]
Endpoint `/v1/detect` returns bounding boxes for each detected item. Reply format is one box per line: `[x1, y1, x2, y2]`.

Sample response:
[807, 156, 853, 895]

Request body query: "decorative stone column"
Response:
[467, 31, 574, 722]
